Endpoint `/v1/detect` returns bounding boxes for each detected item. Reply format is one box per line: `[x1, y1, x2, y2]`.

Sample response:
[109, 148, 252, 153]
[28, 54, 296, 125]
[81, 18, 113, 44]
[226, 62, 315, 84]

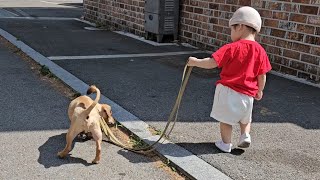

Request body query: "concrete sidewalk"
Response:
[0, 16, 319, 180]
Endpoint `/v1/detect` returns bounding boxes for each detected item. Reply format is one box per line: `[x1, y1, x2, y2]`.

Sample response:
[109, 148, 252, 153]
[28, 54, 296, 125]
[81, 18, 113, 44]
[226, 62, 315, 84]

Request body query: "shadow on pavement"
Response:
[177, 142, 245, 156]
[117, 150, 158, 164]
[38, 133, 93, 168]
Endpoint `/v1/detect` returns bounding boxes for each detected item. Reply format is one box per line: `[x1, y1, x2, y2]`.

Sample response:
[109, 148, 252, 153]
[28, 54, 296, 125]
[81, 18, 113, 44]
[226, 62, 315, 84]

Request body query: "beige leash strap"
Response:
[100, 62, 193, 153]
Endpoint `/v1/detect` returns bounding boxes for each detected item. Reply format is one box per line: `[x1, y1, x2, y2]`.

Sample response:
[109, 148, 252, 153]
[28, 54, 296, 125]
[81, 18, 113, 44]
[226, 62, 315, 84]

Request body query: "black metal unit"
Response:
[144, 0, 180, 43]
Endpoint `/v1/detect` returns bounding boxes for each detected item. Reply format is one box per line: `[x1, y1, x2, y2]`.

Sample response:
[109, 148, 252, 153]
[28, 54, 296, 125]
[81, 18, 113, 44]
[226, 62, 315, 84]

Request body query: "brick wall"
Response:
[84, 0, 320, 83]
[84, 0, 145, 36]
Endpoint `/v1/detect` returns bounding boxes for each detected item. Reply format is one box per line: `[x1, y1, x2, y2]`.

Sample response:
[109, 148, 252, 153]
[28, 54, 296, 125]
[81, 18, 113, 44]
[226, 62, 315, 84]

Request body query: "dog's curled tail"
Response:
[84, 85, 100, 114]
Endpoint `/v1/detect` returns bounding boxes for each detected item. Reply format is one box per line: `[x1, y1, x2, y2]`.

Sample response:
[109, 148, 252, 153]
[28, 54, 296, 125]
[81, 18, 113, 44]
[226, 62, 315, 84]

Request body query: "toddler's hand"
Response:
[255, 91, 263, 101]
[187, 56, 198, 66]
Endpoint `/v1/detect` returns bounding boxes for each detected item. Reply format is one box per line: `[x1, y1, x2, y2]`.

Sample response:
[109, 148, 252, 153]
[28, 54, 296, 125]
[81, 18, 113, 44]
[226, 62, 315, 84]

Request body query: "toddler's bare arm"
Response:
[257, 74, 266, 92]
[187, 57, 217, 69]
[255, 74, 266, 100]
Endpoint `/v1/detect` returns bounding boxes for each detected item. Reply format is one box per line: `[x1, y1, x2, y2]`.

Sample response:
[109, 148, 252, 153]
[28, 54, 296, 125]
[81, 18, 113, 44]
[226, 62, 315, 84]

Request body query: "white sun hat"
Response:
[229, 6, 262, 32]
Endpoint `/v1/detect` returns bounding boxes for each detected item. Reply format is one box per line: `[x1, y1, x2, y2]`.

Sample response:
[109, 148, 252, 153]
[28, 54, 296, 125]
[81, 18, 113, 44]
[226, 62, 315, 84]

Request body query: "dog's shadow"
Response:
[38, 133, 93, 168]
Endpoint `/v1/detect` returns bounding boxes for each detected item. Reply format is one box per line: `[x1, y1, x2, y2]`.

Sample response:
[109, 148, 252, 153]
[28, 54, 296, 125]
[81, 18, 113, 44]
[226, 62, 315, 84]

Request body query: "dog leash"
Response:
[99, 61, 193, 154]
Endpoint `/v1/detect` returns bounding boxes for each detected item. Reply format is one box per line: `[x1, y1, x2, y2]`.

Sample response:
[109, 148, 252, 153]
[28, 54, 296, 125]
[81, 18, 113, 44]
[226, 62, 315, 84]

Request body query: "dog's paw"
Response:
[92, 160, 100, 164]
[57, 151, 66, 159]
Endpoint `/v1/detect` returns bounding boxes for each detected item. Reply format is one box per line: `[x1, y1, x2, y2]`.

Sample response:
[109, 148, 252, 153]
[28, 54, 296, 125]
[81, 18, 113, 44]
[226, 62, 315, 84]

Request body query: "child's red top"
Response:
[212, 39, 272, 97]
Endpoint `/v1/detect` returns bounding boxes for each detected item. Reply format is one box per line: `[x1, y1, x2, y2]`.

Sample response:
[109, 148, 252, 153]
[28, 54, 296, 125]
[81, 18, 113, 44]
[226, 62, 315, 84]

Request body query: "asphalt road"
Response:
[1, 1, 320, 179]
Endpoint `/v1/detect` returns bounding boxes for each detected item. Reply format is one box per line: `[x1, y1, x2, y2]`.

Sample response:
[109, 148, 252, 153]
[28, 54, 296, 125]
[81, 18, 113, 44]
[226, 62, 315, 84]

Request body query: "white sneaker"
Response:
[215, 140, 232, 153]
[238, 133, 251, 148]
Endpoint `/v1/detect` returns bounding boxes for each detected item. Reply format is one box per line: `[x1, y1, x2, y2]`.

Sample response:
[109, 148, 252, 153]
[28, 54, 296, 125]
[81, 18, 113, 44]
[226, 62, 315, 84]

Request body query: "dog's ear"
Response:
[101, 104, 115, 124]
[78, 103, 86, 109]
[101, 104, 111, 116]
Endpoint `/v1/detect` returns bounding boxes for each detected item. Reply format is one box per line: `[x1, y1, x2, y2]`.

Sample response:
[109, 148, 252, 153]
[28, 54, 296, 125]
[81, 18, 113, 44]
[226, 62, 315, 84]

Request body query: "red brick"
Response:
[311, 46, 320, 56]
[291, 61, 307, 71]
[286, 32, 304, 41]
[316, 27, 320, 35]
[301, 54, 320, 65]
[198, 1, 209, 8]
[219, 19, 229, 26]
[251, 0, 263, 8]
[282, 3, 298, 12]
[306, 65, 319, 75]
[264, 19, 279, 27]
[239, 0, 251, 6]
[224, 27, 231, 35]
[197, 28, 206, 35]
[215, 0, 226, 3]
[138, 1, 144, 7]
[300, 5, 319, 15]
[280, 57, 291, 66]
[271, 29, 286, 38]
[296, 24, 315, 34]
[212, 25, 224, 32]
[289, 14, 307, 23]
[259, 10, 273, 18]
[283, 49, 300, 59]
[308, 16, 320, 25]
[271, 63, 281, 71]
[184, 31, 192, 38]
[226, 0, 239, 4]
[267, 45, 281, 54]
[185, 6, 194, 12]
[203, 9, 214, 16]
[267, 2, 282, 10]
[280, 66, 298, 76]
[276, 39, 293, 48]
[273, 55, 290, 66]
[225, 12, 233, 19]
[189, 26, 197, 33]
[231, 5, 240, 12]
[298, 72, 319, 82]
[185, 19, 193, 25]
[273, 12, 289, 20]
[181, 12, 190, 18]
[292, 0, 310, 2]
[190, 0, 198, 6]
[209, 3, 219, 10]
[200, 16, 209, 22]
[310, 0, 320, 4]
[207, 31, 216, 38]
[182, 0, 190, 5]
[261, 36, 277, 45]
[278, 21, 296, 30]
[193, 21, 202, 27]
[194, 7, 203, 14]
[201, 23, 209, 29]
[220, 4, 231, 12]
[292, 43, 311, 53]
[305, 35, 320, 45]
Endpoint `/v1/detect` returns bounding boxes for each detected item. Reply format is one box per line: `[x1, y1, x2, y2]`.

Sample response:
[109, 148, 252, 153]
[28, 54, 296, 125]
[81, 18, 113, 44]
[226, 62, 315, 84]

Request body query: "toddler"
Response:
[187, 6, 272, 152]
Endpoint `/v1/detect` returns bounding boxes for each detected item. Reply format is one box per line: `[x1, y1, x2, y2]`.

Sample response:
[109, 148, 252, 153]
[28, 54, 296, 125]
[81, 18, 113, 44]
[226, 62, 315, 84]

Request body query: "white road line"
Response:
[48, 51, 204, 60]
[0, 8, 19, 17]
[0, 16, 76, 20]
[13, 8, 30, 17]
[75, 18, 96, 26]
[115, 31, 179, 46]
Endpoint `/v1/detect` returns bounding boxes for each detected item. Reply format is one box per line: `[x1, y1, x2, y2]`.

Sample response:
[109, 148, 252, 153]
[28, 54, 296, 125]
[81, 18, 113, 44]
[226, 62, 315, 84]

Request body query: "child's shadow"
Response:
[38, 133, 93, 168]
[177, 142, 245, 156]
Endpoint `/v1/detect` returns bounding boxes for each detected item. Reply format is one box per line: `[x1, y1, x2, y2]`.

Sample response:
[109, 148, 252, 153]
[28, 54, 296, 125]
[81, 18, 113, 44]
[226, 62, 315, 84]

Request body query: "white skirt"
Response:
[210, 84, 254, 125]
